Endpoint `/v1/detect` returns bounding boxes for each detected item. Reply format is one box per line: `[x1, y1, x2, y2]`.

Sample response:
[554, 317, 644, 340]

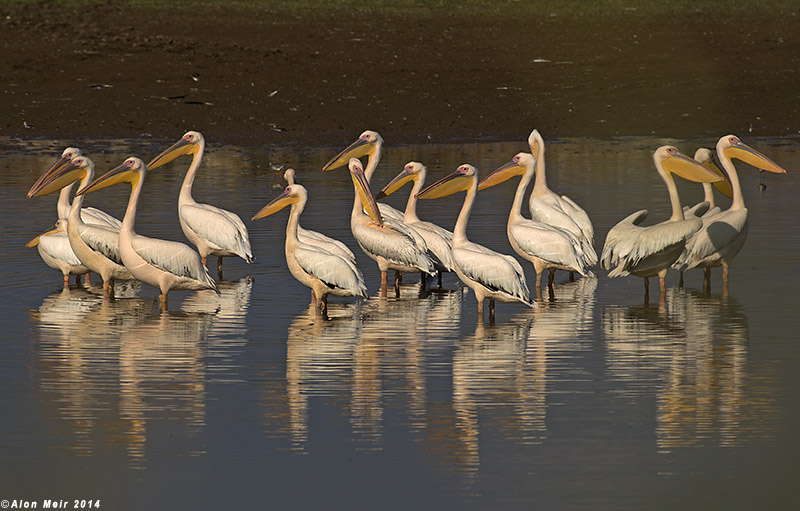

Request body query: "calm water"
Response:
[1, 135, 798, 510]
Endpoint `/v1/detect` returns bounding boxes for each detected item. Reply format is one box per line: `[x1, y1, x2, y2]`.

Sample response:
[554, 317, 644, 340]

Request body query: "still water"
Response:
[1, 135, 798, 509]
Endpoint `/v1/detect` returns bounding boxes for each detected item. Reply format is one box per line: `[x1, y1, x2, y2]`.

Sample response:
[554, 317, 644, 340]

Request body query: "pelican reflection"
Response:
[602, 288, 771, 450]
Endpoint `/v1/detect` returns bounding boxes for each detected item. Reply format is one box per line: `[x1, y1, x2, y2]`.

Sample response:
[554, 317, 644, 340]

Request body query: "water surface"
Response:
[1, 136, 798, 510]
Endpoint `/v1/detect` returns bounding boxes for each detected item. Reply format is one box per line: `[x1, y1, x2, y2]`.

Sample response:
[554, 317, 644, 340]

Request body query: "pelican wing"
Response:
[600, 209, 648, 270]
[531, 197, 597, 265]
[409, 220, 455, 272]
[297, 226, 356, 264]
[674, 209, 748, 270]
[559, 194, 595, 242]
[77, 223, 125, 265]
[181, 203, 253, 261]
[510, 221, 587, 275]
[683, 200, 711, 219]
[294, 245, 367, 297]
[80, 207, 122, 229]
[454, 243, 531, 304]
[353, 221, 435, 274]
[131, 235, 215, 287]
[39, 232, 83, 266]
[607, 218, 701, 277]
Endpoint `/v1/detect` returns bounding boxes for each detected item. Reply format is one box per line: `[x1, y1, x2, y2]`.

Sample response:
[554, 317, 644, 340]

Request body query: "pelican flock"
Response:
[23, 130, 787, 317]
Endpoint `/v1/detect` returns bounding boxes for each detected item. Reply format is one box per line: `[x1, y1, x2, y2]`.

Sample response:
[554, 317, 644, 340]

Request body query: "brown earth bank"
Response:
[2, 1, 799, 148]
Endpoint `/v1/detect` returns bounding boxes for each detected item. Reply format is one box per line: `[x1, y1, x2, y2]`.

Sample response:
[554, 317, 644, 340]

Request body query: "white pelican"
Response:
[375, 161, 456, 286]
[26, 219, 90, 287]
[282, 168, 357, 265]
[600, 146, 724, 301]
[28, 156, 136, 298]
[527, 129, 597, 272]
[342, 158, 435, 297]
[479, 152, 588, 298]
[673, 135, 787, 293]
[416, 164, 534, 320]
[76, 157, 216, 311]
[147, 131, 253, 277]
[683, 148, 733, 219]
[252, 183, 367, 316]
[321, 130, 405, 222]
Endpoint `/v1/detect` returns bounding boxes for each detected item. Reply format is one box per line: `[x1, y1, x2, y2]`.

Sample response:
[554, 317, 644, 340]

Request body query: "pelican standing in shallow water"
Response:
[282, 168, 357, 265]
[479, 152, 588, 299]
[148, 131, 253, 277]
[340, 158, 435, 297]
[252, 183, 367, 316]
[26, 219, 89, 287]
[28, 156, 135, 298]
[416, 164, 534, 321]
[673, 135, 787, 293]
[601, 146, 724, 302]
[77, 157, 216, 311]
[527, 129, 597, 274]
[376, 161, 455, 287]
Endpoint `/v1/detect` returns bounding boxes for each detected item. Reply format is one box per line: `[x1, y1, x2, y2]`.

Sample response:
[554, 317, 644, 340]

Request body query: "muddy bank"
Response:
[2, 2, 799, 147]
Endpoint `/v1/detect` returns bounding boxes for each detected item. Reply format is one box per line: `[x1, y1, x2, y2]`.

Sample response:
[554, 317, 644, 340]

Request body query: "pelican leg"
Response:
[437, 271, 442, 288]
[318, 295, 328, 317]
[569, 271, 575, 282]
[310, 289, 317, 304]
[63, 274, 70, 288]
[217, 256, 224, 279]
[489, 299, 496, 324]
[548, 269, 556, 292]
[477, 299, 484, 322]
[421, 272, 427, 289]
[659, 276, 667, 300]
[395, 270, 402, 285]
[643, 277, 650, 304]
[84, 273, 92, 286]
[703, 268, 711, 293]
[202, 256, 208, 267]
[380, 271, 388, 298]
[678, 271, 684, 288]
[159, 293, 169, 312]
[722, 265, 730, 296]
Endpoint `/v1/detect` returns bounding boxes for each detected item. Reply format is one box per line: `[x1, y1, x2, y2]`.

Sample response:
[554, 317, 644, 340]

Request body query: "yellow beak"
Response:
[416, 169, 473, 199]
[725, 141, 787, 174]
[27, 154, 73, 198]
[148, 138, 195, 170]
[322, 138, 372, 171]
[251, 189, 297, 220]
[25, 225, 59, 248]
[376, 169, 416, 200]
[28, 159, 87, 198]
[478, 160, 525, 191]
[350, 159, 383, 226]
[77, 162, 139, 195]
[663, 152, 724, 183]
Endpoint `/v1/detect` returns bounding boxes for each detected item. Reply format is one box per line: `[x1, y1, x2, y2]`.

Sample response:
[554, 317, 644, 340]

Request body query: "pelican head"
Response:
[478, 152, 534, 191]
[28, 156, 94, 198]
[527, 129, 544, 159]
[718, 135, 787, 174]
[694, 148, 734, 198]
[322, 130, 383, 171]
[375, 161, 426, 199]
[251, 184, 306, 220]
[654, 146, 722, 183]
[348, 158, 383, 226]
[147, 130, 204, 170]
[77, 157, 146, 195]
[417, 164, 477, 200]
[25, 220, 63, 248]
[27, 147, 82, 198]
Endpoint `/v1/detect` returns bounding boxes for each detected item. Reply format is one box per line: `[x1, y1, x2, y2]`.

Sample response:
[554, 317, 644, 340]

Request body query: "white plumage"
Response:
[673, 135, 787, 292]
[527, 129, 597, 268]
[77, 157, 216, 310]
[148, 131, 253, 276]
[601, 145, 724, 300]
[479, 152, 588, 296]
[417, 164, 533, 320]
[252, 183, 367, 315]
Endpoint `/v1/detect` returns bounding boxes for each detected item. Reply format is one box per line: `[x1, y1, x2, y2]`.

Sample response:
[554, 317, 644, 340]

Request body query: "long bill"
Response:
[416, 168, 473, 200]
[725, 140, 788, 174]
[702, 155, 735, 198]
[662, 152, 724, 183]
[27, 154, 74, 198]
[251, 189, 297, 220]
[349, 159, 383, 226]
[148, 137, 194, 170]
[322, 138, 371, 171]
[375, 168, 415, 200]
[25, 224, 60, 248]
[77, 161, 139, 196]
[28, 159, 86, 198]
[478, 160, 525, 191]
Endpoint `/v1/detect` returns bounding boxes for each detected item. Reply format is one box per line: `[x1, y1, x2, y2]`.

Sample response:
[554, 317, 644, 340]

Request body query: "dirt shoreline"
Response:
[2, 2, 799, 148]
